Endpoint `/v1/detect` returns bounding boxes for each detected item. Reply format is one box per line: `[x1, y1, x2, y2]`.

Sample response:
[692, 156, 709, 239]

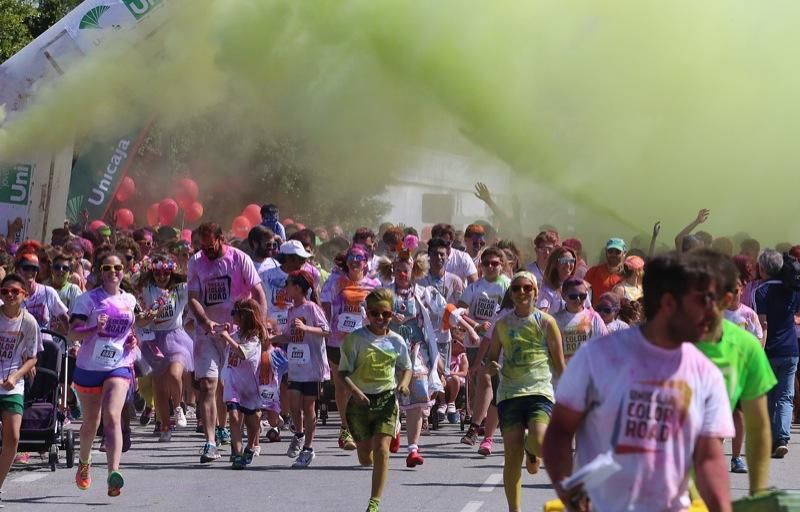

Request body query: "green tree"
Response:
[27, 0, 83, 38]
[0, 0, 36, 63]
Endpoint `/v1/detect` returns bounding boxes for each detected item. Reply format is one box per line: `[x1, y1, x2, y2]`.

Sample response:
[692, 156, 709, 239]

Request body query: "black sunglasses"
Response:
[20, 264, 39, 273]
[368, 310, 393, 320]
[567, 293, 588, 301]
[510, 284, 534, 293]
[125, 254, 135, 261]
[53, 264, 71, 273]
[597, 307, 616, 315]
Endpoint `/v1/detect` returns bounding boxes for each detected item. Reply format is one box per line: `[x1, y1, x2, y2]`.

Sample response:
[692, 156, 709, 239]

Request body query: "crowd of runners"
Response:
[0, 189, 795, 512]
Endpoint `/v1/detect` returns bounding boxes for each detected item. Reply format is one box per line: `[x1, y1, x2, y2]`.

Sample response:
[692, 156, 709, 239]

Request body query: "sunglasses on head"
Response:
[510, 284, 534, 293]
[482, 260, 501, 268]
[597, 307, 617, 315]
[20, 264, 39, 273]
[151, 260, 176, 271]
[53, 264, 71, 273]
[101, 264, 124, 273]
[368, 310, 393, 320]
[0, 288, 24, 298]
[567, 292, 588, 302]
[558, 257, 576, 265]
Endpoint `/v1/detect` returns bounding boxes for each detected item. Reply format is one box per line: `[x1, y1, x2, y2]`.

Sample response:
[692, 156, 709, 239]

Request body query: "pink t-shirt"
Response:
[556, 328, 734, 512]
[286, 301, 330, 382]
[72, 288, 137, 371]
[187, 246, 261, 324]
[328, 274, 380, 348]
[221, 333, 262, 411]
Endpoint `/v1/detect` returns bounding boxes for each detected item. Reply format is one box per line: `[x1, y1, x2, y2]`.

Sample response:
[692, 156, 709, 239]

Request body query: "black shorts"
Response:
[327, 346, 341, 366]
[498, 395, 553, 432]
[288, 381, 320, 398]
[226, 402, 258, 416]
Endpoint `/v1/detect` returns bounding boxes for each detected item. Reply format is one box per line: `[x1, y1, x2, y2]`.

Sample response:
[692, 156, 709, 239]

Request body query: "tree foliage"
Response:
[0, 0, 82, 64]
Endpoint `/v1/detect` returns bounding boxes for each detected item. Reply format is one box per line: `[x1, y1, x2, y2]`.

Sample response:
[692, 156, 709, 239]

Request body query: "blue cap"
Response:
[606, 238, 627, 252]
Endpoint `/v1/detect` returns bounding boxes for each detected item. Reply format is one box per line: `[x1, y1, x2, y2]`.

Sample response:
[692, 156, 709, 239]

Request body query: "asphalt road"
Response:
[3, 414, 799, 511]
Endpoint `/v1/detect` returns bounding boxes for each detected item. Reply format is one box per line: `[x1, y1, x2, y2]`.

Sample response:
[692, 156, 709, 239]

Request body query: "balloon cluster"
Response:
[144, 178, 204, 228]
[231, 204, 262, 239]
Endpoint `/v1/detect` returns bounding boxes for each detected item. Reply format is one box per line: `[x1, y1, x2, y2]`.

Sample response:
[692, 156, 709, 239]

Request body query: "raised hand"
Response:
[695, 209, 710, 224]
[474, 182, 493, 204]
[652, 221, 661, 238]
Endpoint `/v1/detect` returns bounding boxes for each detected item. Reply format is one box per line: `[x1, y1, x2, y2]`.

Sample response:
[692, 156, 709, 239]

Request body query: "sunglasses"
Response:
[368, 310, 393, 320]
[597, 307, 617, 315]
[558, 257, 576, 265]
[53, 264, 71, 273]
[264, 242, 279, 249]
[139, 240, 153, 247]
[0, 288, 24, 298]
[567, 293, 588, 301]
[347, 254, 366, 263]
[482, 260, 502, 268]
[124, 254, 135, 262]
[20, 264, 39, 273]
[606, 249, 623, 256]
[471, 238, 486, 247]
[536, 246, 555, 253]
[510, 284, 535, 293]
[101, 264, 124, 273]
[151, 261, 176, 271]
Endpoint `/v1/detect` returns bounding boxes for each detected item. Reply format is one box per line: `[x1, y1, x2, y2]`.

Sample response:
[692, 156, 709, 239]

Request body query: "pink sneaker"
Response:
[478, 437, 493, 456]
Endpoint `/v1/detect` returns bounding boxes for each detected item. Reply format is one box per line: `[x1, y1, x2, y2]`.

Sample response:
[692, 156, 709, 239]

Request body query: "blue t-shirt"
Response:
[753, 280, 800, 359]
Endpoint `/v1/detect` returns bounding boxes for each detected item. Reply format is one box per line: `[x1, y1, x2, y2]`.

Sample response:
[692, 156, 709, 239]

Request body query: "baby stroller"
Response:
[13, 329, 75, 471]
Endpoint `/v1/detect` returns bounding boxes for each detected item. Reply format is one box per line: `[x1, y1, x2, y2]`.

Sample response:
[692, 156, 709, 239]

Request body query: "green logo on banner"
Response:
[79, 5, 112, 29]
[122, 0, 162, 20]
[0, 165, 31, 205]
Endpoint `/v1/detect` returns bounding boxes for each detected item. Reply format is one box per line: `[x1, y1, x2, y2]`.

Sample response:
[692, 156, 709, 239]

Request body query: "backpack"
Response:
[779, 252, 800, 291]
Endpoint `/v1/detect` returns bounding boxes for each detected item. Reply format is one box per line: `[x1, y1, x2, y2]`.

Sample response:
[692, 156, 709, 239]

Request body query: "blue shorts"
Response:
[73, 366, 132, 394]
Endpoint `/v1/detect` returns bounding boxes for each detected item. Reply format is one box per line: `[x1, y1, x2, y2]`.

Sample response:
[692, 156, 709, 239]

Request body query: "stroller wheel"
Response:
[48, 446, 58, 472]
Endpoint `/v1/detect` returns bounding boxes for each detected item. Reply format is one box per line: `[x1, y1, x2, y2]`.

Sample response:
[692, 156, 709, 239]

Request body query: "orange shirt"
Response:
[584, 264, 624, 305]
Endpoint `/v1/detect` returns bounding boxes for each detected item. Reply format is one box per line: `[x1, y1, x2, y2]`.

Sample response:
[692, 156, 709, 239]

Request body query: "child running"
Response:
[213, 298, 268, 470]
[339, 288, 412, 512]
[270, 270, 330, 468]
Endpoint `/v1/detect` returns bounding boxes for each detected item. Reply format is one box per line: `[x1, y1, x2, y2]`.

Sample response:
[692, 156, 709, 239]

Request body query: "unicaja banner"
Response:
[0, 164, 32, 241]
[66, 125, 150, 222]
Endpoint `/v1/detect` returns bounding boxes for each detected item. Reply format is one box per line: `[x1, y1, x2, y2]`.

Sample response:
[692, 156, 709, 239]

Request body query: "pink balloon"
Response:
[282, 217, 295, 226]
[88, 220, 107, 232]
[185, 201, 204, 223]
[146, 203, 160, 226]
[242, 204, 261, 227]
[115, 208, 134, 229]
[174, 178, 199, 210]
[115, 176, 135, 202]
[181, 229, 192, 242]
[158, 198, 179, 226]
[294, 223, 306, 230]
[231, 216, 252, 239]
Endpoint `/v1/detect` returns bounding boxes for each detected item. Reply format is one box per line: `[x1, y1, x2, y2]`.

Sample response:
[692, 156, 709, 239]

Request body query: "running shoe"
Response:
[287, 435, 303, 458]
[139, 406, 153, 426]
[175, 407, 188, 428]
[107, 471, 124, 497]
[773, 443, 789, 459]
[231, 455, 246, 470]
[338, 428, 357, 451]
[215, 426, 231, 445]
[478, 437, 493, 456]
[152, 421, 162, 437]
[98, 437, 106, 453]
[525, 451, 541, 475]
[406, 449, 424, 468]
[185, 405, 197, 420]
[366, 498, 380, 512]
[461, 425, 478, 446]
[389, 431, 401, 454]
[252, 445, 261, 457]
[75, 461, 91, 490]
[243, 447, 255, 465]
[200, 442, 220, 463]
[13, 452, 29, 465]
[446, 403, 457, 414]
[730, 456, 748, 473]
[195, 419, 204, 434]
[421, 417, 430, 436]
[69, 400, 82, 420]
[266, 427, 281, 443]
[159, 430, 172, 443]
[293, 448, 315, 468]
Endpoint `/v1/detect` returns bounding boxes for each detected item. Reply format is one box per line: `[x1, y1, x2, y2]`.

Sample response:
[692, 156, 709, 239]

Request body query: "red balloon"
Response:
[115, 176, 136, 203]
[282, 217, 295, 226]
[88, 220, 107, 232]
[185, 201, 204, 223]
[158, 198, 179, 226]
[242, 204, 262, 226]
[174, 178, 199, 210]
[115, 208, 134, 229]
[181, 229, 192, 243]
[146, 203, 160, 226]
[231, 216, 252, 239]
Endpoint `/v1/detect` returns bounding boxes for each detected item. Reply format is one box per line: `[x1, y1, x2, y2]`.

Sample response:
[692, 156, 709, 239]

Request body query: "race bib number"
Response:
[139, 328, 155, 341]
[287, 343, 310, 365]
[203, 276, 231, 307]
[92, 342, 124, 368]
[475, 297, 498, 321]
[259, 384, 278, 403]
[337, 313, 363, 333]
[272, 310, 288, 328]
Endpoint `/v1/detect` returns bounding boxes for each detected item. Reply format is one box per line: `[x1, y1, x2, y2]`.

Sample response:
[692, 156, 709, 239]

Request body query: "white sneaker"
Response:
[287, 435, 303, 458]
[252, 445, 261, 457]
[436, 403, 447, 415]
[175, 407, 188, 428]
[159, 430, 172, 442]
[185, 405, 197, 420]
[446, 403, 457, 414]
[293, 449, 315, 468]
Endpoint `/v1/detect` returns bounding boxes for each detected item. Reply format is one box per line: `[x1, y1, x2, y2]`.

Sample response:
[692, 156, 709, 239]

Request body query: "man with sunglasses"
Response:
[16, 254, 69, 340]
[247, 225, 279, 274]
[187, 223, 266, 463]
[464, 224, 488, 268]
[544, 252, 735, 512]
[431, 223, 479, 285]
[584, 238, 628, 307]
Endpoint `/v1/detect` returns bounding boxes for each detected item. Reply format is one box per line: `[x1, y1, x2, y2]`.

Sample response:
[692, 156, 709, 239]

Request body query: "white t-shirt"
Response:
[556, 328, 735, 512]
[259, 266, 290, 334]
[141, 282, 189, 332]
[606, 319, 630, 333]
[24, 283, 68, 337]
[445, 249, 478, 283]
[525, 262, 545, 287]
[724, 304, 763, 340]
[0, 310, 42, 396]
[253, 257, 279, 275]
[553, 308, 608, 359]
[460, 276, 510, 323]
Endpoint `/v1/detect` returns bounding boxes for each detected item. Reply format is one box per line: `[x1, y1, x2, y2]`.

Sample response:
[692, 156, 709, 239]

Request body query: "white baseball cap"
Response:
[279, 240, 311, 259]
